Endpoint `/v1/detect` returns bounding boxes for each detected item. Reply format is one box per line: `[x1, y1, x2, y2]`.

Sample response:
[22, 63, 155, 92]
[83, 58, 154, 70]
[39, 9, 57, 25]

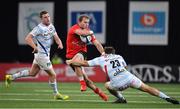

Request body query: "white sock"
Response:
[117, 91, 125, 99]
[159, 92, 170, 99]
[49, 81, 59, 95]
[12, 70, 29, 80]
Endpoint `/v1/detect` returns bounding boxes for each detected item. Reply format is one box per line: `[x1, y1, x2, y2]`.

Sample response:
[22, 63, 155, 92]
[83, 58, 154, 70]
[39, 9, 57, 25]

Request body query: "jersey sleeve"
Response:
[69, 26, 78, 36]
[30, 26, 41, 37]
[87, 57, 102, 66]
[120, 56, 127, 67]
[51, 25, 57, 36]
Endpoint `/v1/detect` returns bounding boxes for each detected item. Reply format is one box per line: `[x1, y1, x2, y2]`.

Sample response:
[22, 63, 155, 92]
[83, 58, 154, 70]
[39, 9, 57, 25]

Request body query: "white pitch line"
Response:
[0, 108, 180, 109]
[33, 90, 180, 94]
[0, 98, 169, 104]
[0, 93, 98, 97]
[0, 98, 108, 103]
[1, 93, 180, 98]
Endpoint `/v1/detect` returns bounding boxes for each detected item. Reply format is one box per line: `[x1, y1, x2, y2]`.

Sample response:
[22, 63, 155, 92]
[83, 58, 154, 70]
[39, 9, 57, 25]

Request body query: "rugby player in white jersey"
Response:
[66, 46, 180, 104]
[5, 11, 69, 100]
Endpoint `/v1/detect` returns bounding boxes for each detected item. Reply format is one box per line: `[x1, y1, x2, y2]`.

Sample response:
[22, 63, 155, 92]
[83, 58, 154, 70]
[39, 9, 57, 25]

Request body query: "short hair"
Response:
[39, 11, 48, 18]
[104, 46, 116, 54]
[78, 14, 90, 22]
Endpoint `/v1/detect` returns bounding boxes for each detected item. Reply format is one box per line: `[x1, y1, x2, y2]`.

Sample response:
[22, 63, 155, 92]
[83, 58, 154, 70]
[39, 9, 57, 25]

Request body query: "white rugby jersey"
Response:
[30, 23, 56, 56]
[88, 54, 133, 84]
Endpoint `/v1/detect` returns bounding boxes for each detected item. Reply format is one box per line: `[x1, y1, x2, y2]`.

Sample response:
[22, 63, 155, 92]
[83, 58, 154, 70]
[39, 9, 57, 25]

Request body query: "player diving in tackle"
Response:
[5, 11, 69, 100]
[66, 46, 180, 104]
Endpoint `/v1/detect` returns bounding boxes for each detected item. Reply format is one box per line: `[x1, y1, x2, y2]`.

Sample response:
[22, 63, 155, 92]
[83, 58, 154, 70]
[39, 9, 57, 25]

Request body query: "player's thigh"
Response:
[130, 75, 143, 89]
[112, 82, 130, 91]
[68, 51, 86, 69]
[112, 76, 142, 91]
[72, 52, 85, 62]
[104, 81, 125, 91]
[70, 52, 86, 74]
[29, 63, 40, 76]
[105, 81, 112, 89]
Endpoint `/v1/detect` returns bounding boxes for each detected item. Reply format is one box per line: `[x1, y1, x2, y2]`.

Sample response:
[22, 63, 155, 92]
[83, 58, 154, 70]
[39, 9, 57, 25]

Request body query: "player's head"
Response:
[40, 11, 51, 26]
[104, 46, 116, 54]
[78, 14, 90, 29]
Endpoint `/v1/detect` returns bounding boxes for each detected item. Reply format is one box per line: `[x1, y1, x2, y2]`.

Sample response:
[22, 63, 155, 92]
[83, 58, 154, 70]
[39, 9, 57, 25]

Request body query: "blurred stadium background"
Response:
[0, 0, 180, 108]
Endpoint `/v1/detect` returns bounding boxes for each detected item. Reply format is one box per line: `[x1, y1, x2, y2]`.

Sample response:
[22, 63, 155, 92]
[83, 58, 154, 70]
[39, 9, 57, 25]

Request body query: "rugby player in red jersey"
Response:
[66, 14, 108, 101]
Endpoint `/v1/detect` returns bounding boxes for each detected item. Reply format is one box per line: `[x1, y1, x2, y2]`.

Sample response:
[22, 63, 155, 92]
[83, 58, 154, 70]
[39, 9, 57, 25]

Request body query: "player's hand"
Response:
[89, 30, 94, 35]
[66, 60, 72, 65]
[57, 44, 63, 49]
[32, 47, 38, 53]
[101, 52, 106, 56]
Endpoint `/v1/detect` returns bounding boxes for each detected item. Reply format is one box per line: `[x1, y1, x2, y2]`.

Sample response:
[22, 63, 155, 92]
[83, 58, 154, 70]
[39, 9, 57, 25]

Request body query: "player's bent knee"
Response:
[52, 72, 56, 76]
[29, 73, 37, 77]
[50, 73, 56, 79]
[104, 82, 110, 89]
[28, 70, 37, 77]
[75, 53, 84, 61]
[104, 83, 108, 89]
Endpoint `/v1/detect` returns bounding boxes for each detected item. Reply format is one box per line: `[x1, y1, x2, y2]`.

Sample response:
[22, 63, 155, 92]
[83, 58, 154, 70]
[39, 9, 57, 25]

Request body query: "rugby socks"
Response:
[49, 81, 59, 95]
[94, 87, 100, 94]
[94, 88, 108, 101]
[159, 92, 170, 99]
[11, 70, 29, 80]
[116, 91, 125, 99]
[108, 89, 125, 99]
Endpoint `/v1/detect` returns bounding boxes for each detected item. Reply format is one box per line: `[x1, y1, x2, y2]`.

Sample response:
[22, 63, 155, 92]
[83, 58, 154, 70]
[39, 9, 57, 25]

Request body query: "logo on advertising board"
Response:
[128, 2, 169, 45]
[18, 2, 54, 45]
[25, 12, 39, 32]
[128, 64, 180, 83]
[71, 11, 102, 33]
[132, 12, 165, 35]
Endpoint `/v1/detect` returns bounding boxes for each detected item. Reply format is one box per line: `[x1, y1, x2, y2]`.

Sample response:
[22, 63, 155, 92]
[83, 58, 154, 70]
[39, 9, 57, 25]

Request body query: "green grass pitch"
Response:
[0, 82, 180, 109]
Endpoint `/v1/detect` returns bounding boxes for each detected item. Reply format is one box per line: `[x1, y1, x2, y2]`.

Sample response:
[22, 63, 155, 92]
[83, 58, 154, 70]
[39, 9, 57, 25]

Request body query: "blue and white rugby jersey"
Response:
[88, 54, 133, 84]
[30, 23, 56, 56]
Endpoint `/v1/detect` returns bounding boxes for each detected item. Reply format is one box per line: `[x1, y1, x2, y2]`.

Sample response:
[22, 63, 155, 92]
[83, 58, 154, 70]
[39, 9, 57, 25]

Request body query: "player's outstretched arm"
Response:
[25, 33, 38, 53]
[75, 29, 93, 36]
[54, 32, 63, 49]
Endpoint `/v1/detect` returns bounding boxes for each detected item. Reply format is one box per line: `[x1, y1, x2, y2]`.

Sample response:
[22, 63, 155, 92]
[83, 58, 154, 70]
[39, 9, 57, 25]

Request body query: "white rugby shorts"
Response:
[107, 73, 142, 91]
[33, 53, 52, 70]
